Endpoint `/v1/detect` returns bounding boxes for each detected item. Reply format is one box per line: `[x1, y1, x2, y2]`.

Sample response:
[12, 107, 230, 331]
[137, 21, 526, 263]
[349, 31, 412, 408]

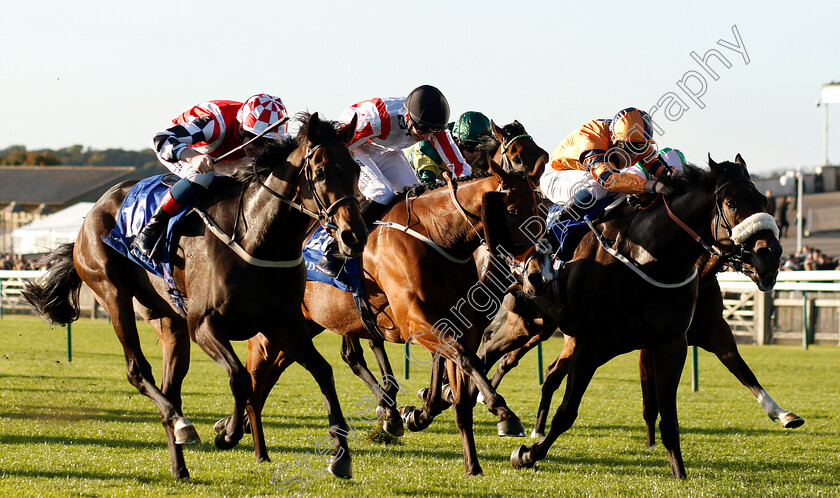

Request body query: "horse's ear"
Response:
[305, 112, 322, 143]
[338, 114, 358, 145]
[734, 153, 749, 175]
[491, 120, 504, 141]
[487, 154, 510, 184]
[513, 119, 522, 128]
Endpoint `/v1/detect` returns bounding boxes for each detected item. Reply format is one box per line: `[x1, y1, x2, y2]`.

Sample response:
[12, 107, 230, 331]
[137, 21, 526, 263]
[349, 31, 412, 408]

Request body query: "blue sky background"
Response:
[2, 0, 838, 175]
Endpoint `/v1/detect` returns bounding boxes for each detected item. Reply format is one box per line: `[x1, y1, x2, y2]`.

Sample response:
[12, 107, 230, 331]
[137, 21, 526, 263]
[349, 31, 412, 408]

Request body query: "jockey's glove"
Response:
[644, 180, 675, 196]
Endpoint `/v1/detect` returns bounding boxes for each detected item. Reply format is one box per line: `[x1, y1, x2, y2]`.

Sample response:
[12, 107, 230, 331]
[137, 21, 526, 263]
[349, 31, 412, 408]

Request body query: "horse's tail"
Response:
[21, 243, 82, 326]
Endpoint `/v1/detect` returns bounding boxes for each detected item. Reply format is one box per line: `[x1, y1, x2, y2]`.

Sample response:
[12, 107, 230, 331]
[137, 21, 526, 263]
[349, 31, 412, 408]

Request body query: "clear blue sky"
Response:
[2, 0, 838, 176]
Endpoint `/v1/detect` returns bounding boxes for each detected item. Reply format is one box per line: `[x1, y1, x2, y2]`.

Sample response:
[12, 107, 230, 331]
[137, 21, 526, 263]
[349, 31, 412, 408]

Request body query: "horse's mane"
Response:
[231, 112, 346, 185]
[661, 160, 750, 195]
[393, 169, 528, 201]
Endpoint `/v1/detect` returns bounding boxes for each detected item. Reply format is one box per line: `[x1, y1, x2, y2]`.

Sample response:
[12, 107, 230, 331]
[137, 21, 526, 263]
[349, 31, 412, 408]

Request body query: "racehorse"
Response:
[22, 113, 367, 480]
[226, 161, 545, 476]
[506, 155, 782, 479]
[486, 120, 548, 178]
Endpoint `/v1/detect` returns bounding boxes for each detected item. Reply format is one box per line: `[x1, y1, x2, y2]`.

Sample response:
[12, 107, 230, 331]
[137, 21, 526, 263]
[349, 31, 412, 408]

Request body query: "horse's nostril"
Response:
[527, 272, 545, 288]
[340, 228, 367, 249]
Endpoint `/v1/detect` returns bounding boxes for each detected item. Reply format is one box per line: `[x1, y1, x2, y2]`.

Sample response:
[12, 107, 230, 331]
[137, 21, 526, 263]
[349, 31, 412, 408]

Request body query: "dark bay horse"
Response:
[22, 113, 367, 480]
[478, 156, 798, 443]
[233, 161, 545, 476]
[507, 156, 782, 479]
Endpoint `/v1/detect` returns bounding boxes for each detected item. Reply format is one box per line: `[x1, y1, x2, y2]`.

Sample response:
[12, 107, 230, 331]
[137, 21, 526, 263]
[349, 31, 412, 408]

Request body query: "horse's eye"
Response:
[314, 168, 326, 181]
[512, 156, 523, 165]
[725, 199, 737, 209]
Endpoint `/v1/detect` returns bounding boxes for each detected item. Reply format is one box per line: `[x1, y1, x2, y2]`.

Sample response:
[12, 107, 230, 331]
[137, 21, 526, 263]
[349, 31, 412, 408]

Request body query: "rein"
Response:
[252, 141, 358, 230]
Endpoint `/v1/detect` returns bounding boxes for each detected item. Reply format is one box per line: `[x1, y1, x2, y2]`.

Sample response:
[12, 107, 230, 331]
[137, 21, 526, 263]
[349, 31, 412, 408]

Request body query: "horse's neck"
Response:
[613, 192, 715, 279]
[235, 168, 307, 258]
[413, 178, 492, 254]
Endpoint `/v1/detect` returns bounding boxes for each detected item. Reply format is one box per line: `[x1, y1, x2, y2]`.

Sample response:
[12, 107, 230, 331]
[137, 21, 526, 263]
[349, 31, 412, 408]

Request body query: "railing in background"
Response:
[717, 270, 840, 347]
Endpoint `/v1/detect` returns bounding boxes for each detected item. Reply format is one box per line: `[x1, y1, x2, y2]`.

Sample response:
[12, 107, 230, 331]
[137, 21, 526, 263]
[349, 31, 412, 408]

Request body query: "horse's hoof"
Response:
[214, 431, 240, 450]
[498, 417, 526, 437]
[476, 391, 486, 405]
[382, 417, 404, 437]
[780, 412, 805, 429]
[174, 421, 201, 445]
[327, 453, 352, 479]
[510, 445, 535, 468]
[441, 384, 454, 404]
[172, 468, 190, 480]
[243, 416, 252, 434]
[529, 428, 544, 439]
[256, 454, 271, 464]
[417, 388, 428, 401]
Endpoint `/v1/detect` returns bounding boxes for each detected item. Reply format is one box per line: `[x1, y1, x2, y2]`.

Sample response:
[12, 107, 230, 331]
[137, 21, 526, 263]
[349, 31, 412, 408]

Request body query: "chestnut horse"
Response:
[507, 156, 782, 479]
[22, 113, 367, 480]
[231, 161, 545, 476]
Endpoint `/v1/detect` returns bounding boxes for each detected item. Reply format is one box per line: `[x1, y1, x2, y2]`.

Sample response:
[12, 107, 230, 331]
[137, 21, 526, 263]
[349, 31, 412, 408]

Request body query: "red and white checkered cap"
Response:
[236, 94, 288, 138]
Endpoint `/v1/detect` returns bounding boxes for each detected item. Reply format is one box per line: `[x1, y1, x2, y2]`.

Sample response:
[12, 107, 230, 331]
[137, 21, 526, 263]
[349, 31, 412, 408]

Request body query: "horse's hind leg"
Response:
[511, 345, 598, 470]
[152, 316, 195, 477]
[532, 335, 575, 438]
[105, 296, 196, 479]
[448, 359, 482, 476]
[650, 337, 688, 479]
[639, 348, 659, 448]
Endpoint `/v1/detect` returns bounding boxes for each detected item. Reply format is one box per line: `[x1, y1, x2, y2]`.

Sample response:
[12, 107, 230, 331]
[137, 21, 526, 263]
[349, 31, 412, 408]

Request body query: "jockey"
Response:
[406, 110, 492, 183]
[131, 93, 288, 260]
[316, 85, 470, 277]
[539, 107, 674, 223]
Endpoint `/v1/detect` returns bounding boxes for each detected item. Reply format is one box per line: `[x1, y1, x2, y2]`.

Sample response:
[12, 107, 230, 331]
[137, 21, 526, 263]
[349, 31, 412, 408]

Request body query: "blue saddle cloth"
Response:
[547, 199, 612, 261]
[303, 225, 364, 295]
[102, 175, 192, 313]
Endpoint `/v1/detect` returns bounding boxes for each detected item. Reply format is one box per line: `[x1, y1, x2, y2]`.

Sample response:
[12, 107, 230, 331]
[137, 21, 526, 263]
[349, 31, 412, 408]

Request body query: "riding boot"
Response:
[132, 205, 173, 260]
[315, 239, 344, 277]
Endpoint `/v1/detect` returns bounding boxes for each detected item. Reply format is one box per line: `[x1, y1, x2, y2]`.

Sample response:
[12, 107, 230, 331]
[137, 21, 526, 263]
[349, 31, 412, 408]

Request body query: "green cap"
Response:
[451, 111, 491, 143]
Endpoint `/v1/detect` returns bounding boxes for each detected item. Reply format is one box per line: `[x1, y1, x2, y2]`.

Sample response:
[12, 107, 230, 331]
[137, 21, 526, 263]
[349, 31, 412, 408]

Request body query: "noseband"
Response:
[663, 176, 776, 273]
[253, 141, 359, 231]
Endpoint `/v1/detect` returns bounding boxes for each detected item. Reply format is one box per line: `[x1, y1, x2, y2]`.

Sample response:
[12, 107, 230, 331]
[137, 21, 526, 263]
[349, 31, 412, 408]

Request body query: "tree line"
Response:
[0, 145, 160, 171]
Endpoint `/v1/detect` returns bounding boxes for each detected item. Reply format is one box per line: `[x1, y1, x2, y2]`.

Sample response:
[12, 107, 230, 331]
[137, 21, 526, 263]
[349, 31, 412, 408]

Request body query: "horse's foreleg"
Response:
[448, 360, 482, 476]
[193, 319, 251, 451]
[339, 336, 403, 437]
[366, 339, 404, 436]
[650, 338, 688, 480]
[532, 335, 575, 438]
[696, 317, 804, 428]
[279, 320, 352, 479]
[512, 345, 598, 470]
[400, 353, 447, 432]
[639, 348, 659, 448]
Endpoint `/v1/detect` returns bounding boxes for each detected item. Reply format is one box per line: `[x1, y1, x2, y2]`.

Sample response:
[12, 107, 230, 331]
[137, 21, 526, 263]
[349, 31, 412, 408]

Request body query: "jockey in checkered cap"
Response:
[132, 94, 288, 260]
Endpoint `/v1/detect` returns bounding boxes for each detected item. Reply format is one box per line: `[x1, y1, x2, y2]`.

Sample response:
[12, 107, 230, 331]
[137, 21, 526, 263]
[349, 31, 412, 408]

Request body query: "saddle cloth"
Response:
[303, 225, 364, 294]
[546, 198, 612, 261]
[102, 174, 191, 314]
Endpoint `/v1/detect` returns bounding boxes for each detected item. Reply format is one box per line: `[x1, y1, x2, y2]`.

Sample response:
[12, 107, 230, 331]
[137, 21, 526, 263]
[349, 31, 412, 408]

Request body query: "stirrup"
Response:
[315, 251, 344, 277]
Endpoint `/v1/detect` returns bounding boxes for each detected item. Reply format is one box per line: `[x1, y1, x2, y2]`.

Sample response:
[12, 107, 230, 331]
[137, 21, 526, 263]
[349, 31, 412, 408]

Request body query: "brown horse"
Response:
[506, 156, 782, 479]
[233, 161, 545, 476]
[22, 113, 367, 480]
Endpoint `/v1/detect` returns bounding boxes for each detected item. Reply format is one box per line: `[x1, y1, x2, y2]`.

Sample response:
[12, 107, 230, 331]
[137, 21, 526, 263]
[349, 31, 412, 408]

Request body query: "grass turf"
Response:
[1, 315, 838, 497]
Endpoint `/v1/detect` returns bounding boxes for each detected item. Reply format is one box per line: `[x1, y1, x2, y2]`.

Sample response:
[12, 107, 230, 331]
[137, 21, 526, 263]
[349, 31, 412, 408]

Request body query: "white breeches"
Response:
[164, 161, 215, 188]
[353, 145, 420, 204]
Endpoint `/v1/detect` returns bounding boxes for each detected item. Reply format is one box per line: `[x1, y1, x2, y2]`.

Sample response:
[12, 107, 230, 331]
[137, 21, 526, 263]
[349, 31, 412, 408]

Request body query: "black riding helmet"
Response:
[405, 85, 450, 132]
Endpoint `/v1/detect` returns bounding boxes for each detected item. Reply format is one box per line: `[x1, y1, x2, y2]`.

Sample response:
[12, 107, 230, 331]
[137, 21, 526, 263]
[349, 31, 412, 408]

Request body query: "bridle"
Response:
[498, 133, 532, 172]
[442, 171, 543, 272]
[252, 140, 359, 231]
[663, 176, 763, 274]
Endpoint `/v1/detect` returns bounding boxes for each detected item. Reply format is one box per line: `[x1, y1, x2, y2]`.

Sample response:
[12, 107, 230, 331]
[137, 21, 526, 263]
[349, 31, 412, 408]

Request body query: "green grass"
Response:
[1, 315, 838, 497]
